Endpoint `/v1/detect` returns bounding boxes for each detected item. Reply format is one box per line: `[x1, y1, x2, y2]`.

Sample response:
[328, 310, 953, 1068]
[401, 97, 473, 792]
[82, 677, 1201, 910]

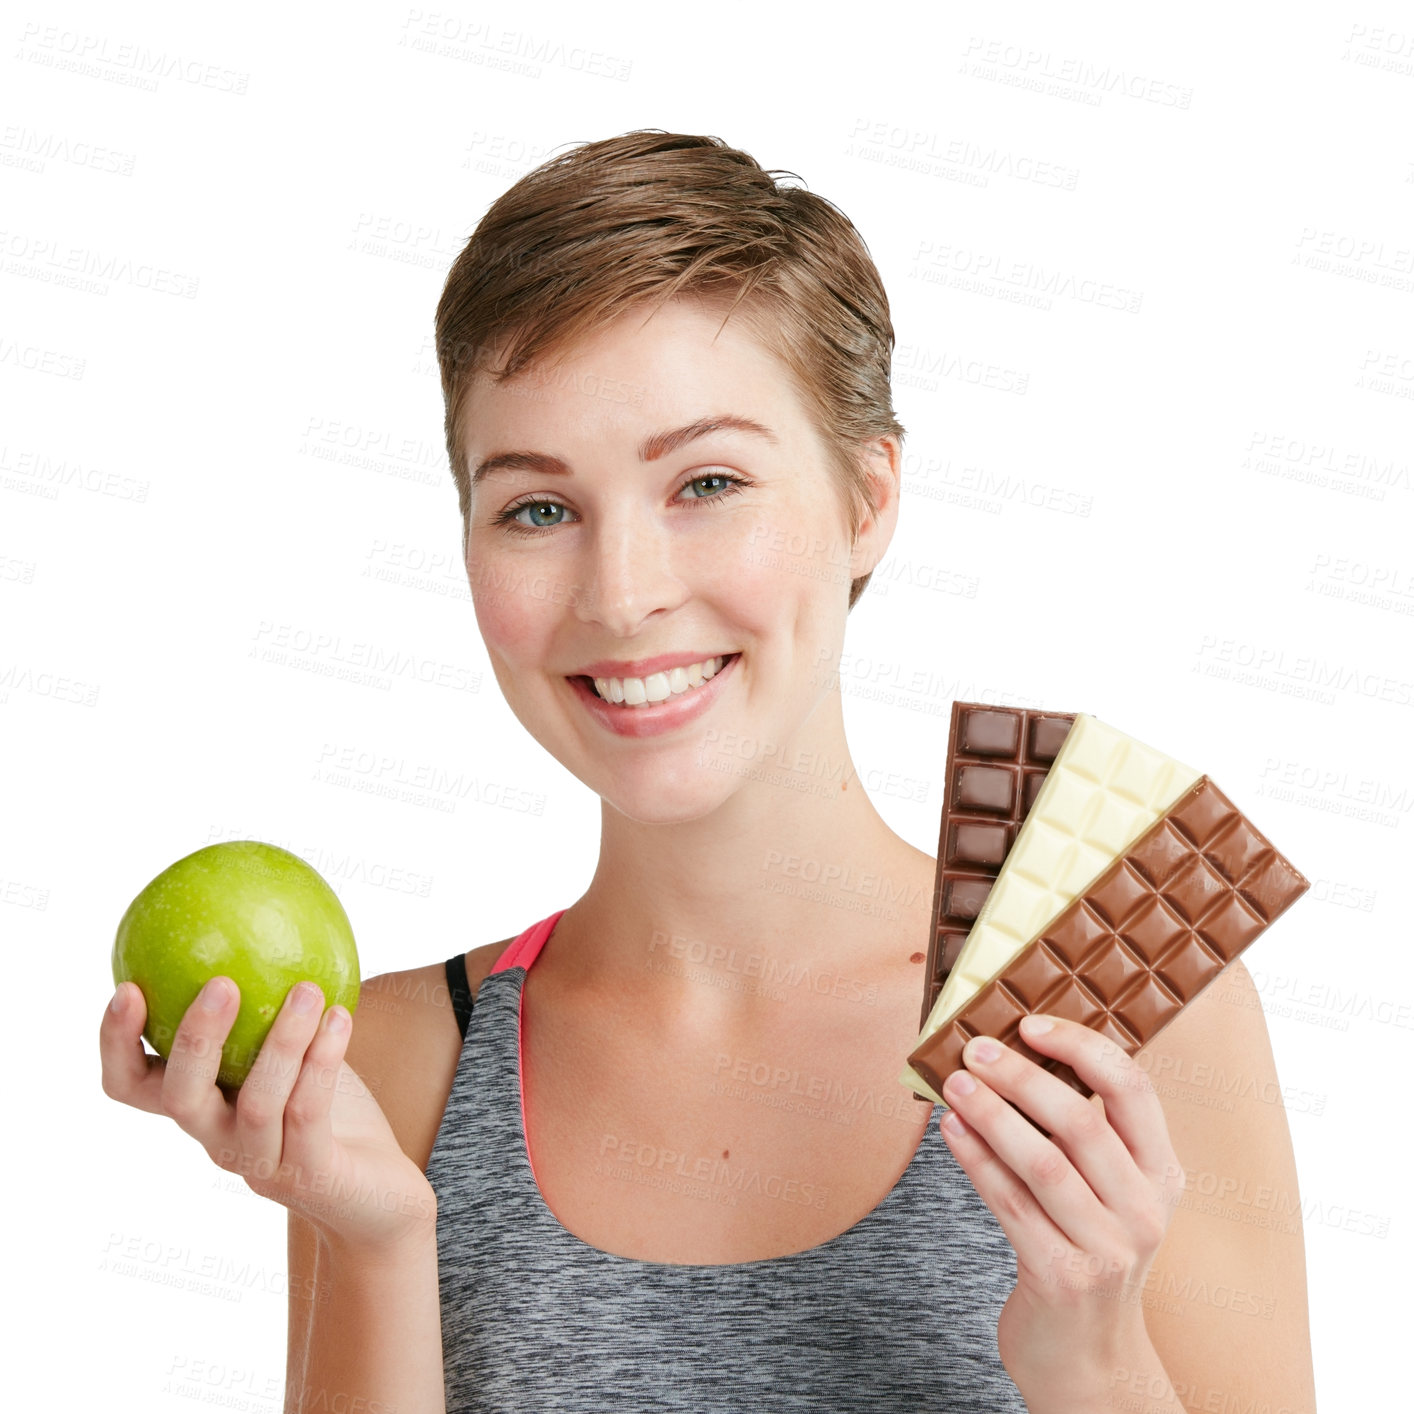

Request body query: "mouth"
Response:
[565, 653, 740, 738]
[573, 653, 740, 707]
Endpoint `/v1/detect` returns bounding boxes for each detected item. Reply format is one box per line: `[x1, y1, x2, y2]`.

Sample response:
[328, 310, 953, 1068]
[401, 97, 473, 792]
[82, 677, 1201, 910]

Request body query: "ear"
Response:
[848, 434, 903, 580]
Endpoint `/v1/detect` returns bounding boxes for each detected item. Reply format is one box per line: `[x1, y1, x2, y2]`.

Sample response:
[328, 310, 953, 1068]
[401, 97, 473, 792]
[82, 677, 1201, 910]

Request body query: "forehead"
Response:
[462, 297, 816, 448]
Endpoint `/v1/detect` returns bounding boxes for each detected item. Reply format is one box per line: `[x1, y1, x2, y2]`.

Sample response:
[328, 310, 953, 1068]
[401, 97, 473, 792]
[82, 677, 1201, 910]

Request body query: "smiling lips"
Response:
[567, 652, 740, 737]
[590, 655, 728, 706]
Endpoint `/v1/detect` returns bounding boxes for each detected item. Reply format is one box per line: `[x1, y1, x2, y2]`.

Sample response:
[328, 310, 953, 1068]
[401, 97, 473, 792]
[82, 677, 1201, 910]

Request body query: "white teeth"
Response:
[591, 656, 728, 707]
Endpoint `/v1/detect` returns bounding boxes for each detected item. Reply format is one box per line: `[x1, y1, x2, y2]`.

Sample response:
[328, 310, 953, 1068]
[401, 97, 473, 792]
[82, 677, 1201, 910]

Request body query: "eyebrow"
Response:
[468, 415, 779, 490]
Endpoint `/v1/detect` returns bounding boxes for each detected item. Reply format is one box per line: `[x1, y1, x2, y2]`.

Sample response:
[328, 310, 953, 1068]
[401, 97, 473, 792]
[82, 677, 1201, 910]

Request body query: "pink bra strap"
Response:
[490, 909, 568, 974]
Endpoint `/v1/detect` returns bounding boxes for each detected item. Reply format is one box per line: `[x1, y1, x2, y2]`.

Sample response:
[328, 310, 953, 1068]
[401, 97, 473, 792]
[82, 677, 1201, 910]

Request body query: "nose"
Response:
[573, 503, 690, 637]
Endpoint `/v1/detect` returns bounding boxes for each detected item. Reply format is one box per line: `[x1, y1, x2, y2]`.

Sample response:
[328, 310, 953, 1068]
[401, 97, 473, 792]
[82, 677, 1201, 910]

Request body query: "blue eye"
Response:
[509, 501, 568, 529]
[493, 472, 750, 536]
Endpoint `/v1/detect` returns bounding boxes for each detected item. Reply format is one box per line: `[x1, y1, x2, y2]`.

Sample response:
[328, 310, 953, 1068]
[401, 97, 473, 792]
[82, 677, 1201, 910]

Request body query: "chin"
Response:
[593, 764, 741, 828]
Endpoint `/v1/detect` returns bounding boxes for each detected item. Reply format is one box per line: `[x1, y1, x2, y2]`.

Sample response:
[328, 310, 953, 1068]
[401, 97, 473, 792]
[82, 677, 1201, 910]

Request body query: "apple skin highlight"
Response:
[112, 841, 361, 1089]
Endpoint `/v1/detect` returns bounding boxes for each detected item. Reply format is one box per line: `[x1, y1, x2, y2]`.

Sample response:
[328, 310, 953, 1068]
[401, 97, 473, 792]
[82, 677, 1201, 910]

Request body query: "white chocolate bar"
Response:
[900, 714, 1200, 1101]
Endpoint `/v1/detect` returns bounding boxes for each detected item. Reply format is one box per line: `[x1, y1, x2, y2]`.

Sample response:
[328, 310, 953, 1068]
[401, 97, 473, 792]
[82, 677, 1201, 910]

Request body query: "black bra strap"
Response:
[445, 953, 474, 1041]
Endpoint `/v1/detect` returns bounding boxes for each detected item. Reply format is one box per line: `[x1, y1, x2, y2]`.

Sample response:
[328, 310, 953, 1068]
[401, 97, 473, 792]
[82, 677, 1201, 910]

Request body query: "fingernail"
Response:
[109, 985, 126, 1016]
[946, 1071, 977, 1097]
[201, 978, 231, 1012]
[969, 1038, 1000, 1063]
[1022, 1014, 1054, 1035]
[324, 1007, 349, 1034]
[290, 983, 318, 1015]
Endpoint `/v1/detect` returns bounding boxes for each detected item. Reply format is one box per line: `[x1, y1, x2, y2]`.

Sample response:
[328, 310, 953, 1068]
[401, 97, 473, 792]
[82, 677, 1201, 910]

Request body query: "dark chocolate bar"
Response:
[921, 703, 1075, 1028]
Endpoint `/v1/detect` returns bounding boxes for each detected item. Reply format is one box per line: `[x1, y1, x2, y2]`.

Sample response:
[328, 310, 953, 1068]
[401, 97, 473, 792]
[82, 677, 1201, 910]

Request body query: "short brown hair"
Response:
[435, 129, 905, 609]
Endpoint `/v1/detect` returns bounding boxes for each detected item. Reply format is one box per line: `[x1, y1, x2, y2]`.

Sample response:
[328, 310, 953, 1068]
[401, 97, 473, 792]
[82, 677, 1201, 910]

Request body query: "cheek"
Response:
[726, 522, 783, 597]
[471, 576, 551, 663]
[727, 511, 856, 608]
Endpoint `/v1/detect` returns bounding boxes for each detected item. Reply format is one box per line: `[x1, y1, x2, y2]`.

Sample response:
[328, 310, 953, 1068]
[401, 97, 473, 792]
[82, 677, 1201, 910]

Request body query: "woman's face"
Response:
[460, 296, 896, 824]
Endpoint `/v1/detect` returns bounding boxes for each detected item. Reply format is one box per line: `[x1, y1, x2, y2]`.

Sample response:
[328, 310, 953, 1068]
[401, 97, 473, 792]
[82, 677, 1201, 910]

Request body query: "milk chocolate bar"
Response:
[903, 713, 1201, 1102]
[921, 703, 1076, 1028]
[907, 777, 1309, 1101]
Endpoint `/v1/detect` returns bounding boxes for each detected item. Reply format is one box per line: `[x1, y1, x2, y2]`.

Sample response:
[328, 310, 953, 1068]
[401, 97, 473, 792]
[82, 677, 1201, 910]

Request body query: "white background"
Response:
[5, 1, 1411, 1407]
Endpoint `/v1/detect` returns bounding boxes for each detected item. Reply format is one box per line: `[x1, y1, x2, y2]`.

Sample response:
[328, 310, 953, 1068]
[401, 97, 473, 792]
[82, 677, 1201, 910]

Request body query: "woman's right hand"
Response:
[100, 976, 436, 1254]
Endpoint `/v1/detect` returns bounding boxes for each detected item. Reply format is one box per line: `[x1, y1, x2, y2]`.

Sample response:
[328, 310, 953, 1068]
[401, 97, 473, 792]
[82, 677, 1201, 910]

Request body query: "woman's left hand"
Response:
[937, 1013, 1185, 1400]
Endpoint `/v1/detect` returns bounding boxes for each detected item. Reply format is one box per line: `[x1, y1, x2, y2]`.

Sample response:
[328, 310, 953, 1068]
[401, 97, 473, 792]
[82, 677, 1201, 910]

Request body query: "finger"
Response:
[159, 977, 240, 1150]
[937, 1100, 1073, 1275]
[232, 981, 327, 1177]
[99, 981, 167, 1115]
[943, 1060, 1113, 1255]
[961, 1030, 1146, 1217]
[1017, 1014, 1178, 1184]
[280, 1004, 355, 1184]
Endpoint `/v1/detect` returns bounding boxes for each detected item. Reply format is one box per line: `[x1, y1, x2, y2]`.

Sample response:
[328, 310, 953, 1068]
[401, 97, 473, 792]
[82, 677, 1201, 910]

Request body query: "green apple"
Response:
[112, 841, 360, 1090]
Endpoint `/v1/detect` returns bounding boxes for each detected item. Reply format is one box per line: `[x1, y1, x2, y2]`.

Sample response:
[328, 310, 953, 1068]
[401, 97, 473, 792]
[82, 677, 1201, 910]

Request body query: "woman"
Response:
[101, 131, 1316, 1413]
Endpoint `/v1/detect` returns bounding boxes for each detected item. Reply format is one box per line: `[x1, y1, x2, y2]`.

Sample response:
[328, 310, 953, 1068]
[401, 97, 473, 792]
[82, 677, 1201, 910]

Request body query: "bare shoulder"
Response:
[343, 939, 510, 1171]
[1140, 957, 1292, 1153]
[1136, 958, 1317, 1409]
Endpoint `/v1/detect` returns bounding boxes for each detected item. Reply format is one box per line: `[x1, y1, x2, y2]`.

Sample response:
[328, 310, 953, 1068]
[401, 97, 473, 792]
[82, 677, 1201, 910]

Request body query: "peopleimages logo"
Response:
[250, 621, 481, 693]
[959, 36, 1193, 108]
[597, 1135, 828, 1209]
[0, 230, 200, 297]
[16, 22, 250, 94]
[398, 9, 632, 81]
[846, 119, 1081, 192]
[1194, 636, 1413, 709]
[911, 239, 1143, 313]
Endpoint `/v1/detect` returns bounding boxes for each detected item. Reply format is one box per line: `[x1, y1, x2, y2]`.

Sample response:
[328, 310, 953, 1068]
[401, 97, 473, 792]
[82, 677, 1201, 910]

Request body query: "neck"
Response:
[555, 689, 935, 994]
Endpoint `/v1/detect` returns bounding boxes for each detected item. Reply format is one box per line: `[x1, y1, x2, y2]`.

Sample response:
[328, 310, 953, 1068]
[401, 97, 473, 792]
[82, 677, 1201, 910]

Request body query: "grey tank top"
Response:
[424, 910, 1027, 1413]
